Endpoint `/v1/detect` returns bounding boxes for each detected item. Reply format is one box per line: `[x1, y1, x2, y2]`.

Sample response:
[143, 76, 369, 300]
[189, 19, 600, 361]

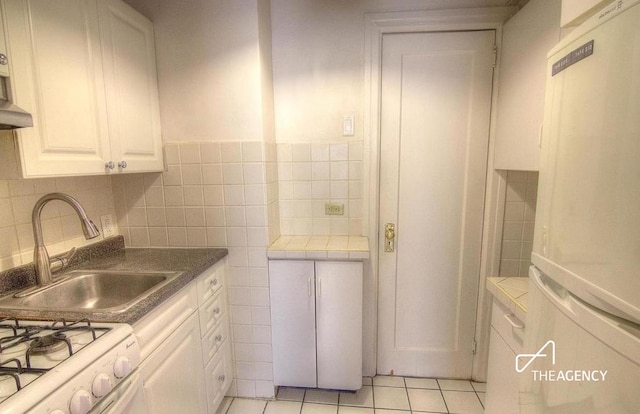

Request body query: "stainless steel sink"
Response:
[0, 270, 182, 312]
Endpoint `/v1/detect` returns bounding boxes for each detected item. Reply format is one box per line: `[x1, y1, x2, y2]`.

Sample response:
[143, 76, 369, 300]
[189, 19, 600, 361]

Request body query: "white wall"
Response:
[270, 0, 512, 143]
[126, 0, 269, 142]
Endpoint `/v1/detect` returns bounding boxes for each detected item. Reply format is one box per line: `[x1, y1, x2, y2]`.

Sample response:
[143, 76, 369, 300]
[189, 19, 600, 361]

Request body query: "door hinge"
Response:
[472, 339, 477, 355]
[492, 45, 498, 68]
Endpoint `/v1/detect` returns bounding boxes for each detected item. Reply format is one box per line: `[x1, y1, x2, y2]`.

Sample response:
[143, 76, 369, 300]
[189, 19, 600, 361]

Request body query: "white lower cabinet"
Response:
[485, 298, 525, 414]
[269, 260, 363, 391]
[140, 312, 207, 414]
[133, 259, 231, 414]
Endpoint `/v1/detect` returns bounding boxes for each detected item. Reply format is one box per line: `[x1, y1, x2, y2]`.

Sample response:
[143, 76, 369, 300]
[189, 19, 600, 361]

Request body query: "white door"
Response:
[98, 0, 163, 173]
[316, 261, 363, 390]
[269, 260, 317, 387]
[377, 31, 495, 378]
[4, 0, 111, 177]
[141, 313, 207, 414]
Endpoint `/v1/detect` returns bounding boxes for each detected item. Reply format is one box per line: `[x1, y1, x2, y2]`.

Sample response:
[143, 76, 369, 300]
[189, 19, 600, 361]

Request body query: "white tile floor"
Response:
[217, 376, 486, 414]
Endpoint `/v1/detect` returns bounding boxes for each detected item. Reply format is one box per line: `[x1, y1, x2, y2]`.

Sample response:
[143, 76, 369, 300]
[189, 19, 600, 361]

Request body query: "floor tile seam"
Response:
[437, 387, 450, 414]
[403, 380, 413, 413]
[474, 390, 485, 410]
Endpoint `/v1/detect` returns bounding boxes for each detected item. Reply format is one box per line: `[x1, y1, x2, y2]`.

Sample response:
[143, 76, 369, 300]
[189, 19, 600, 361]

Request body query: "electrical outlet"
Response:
[100, 214, 116, 238]
[325, 203, 344, 216]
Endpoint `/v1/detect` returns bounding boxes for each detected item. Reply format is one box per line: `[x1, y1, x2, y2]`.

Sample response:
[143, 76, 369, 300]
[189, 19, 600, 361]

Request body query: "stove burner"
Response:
[28, 333, 68, 355]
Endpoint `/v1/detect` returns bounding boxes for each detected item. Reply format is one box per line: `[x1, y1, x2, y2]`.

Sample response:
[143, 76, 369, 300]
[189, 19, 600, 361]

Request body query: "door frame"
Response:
[363, 7, 513, 379]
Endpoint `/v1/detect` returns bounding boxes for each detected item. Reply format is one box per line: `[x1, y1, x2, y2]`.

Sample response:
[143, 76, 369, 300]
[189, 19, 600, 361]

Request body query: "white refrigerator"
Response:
[520, 0, 640, 412]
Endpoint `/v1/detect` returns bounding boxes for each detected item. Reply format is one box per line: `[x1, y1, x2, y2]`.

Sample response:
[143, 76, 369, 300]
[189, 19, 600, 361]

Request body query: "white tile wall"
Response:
[0, 176, 116, 272]
[113, 141, 277, 399]
[500, 171, 538, 277]
[277, 142, 363, 236]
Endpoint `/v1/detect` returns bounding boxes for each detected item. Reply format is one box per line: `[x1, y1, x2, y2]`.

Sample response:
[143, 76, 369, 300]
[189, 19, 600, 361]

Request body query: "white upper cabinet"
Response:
[1, 0, 162, 178]
[493, 0, 561, 171]
[98, 0, 162, 173]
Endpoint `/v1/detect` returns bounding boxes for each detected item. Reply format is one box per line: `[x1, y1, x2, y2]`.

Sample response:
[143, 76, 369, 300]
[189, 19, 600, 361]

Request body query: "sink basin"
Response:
[0, 270, 183, 312]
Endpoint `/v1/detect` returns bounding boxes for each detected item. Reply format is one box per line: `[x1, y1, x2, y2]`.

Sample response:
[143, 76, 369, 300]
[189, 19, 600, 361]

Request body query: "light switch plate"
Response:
[342, 115, 355, 136]
[100, 214, 116, 238]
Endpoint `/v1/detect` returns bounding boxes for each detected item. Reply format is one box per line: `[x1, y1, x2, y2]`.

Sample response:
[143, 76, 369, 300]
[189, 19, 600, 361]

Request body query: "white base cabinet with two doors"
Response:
[269, 260, 363, 391]
[133, 259, 232, 414]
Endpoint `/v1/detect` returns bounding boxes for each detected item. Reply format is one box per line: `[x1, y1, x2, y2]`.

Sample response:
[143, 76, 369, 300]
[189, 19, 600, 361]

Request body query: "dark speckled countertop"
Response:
[0, 236, 228, 324]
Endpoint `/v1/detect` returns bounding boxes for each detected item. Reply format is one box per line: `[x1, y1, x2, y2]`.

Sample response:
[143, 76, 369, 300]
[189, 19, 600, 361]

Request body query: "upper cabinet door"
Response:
[98, 0, 162, 173]
[3, 0, 112, 177]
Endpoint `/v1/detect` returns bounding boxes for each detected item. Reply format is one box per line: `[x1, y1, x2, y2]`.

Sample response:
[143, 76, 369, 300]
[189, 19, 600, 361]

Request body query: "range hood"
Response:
[0, 99, 32, 129]
[0, 76, 32, 129]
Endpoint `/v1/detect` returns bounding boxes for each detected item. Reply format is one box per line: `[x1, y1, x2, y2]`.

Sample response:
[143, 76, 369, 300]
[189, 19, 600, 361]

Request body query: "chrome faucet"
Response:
[32, 193, 100, 285]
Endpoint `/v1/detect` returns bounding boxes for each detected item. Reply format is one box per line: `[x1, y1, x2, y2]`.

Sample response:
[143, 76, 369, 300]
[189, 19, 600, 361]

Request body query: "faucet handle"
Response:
[50, 247, 77, 274]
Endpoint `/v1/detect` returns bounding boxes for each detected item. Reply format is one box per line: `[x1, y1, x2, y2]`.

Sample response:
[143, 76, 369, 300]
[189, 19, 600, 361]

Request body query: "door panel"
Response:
[377, 31, 495, 377]
[98, 0, 162, 172]
[316, 261, 363, 390]
[140, 313, 207, 414]
[269, 260, 317, 387]
[4, 0, 111, 176]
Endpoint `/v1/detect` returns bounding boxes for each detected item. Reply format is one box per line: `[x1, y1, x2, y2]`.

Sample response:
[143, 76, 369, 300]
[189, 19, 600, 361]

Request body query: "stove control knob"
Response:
[92, 373, 113, 397]
[69, 389, 92, 414]
[113, 356, 132, 378]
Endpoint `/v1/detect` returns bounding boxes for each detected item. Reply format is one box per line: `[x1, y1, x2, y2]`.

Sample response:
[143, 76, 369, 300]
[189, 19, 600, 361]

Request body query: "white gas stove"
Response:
[0, 318, 143, 414]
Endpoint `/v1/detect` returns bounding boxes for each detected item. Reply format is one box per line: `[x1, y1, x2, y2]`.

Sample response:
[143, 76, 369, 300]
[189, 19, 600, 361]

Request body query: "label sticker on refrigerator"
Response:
[552, 40, 594, 76]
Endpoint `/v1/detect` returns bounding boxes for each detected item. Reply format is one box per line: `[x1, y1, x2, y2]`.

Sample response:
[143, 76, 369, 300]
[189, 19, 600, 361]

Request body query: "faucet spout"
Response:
[32, 193, 100, 286]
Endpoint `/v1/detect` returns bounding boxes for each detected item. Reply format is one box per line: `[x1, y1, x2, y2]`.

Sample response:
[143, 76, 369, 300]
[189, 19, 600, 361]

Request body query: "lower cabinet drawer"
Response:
[491, 299, 525, 354]
[204, 340, 232, 413]
[199, 290, 226, 336]
[201, 315, 228, 364]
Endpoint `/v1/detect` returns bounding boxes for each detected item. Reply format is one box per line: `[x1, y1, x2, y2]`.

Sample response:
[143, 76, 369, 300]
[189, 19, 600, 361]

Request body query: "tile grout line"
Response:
[436, 379, 451, 414]
[404, 376, 414, 413]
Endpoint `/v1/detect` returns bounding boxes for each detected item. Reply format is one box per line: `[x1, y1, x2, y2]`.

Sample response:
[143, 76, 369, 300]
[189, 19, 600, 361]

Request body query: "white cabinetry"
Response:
[196, 261, 232, 413]
[97, 0, 162, 173]
[1, 0, 162, 177]
[269, 260, 363, 391]
[493, 0, 561, 171]
[133, 259, 231, 414]
[140, 312, 207, 414]
[485, 298, 525, 414]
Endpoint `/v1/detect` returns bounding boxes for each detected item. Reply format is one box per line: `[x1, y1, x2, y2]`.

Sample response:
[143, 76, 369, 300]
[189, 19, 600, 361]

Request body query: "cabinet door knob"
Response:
[210, 278, 218, 288]
[218, 375, 225, 382]
[0, 54, 8, 65]
[213, 307, 221, 315]
[105, 161, 115, 170]
[118, 161, 127, 169]
[215, 334, 223, 342]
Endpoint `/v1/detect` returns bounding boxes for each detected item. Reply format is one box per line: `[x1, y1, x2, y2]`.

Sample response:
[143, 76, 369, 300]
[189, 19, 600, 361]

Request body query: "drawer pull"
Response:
[218, 375, 225, 382]
[504, 313, 524, 329]
[215, 334, 223, 342]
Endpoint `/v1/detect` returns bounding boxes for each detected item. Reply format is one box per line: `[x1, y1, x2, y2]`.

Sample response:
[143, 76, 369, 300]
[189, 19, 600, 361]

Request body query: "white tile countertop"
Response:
[267, 236, 369, 260]
[486, 277, 528, 322]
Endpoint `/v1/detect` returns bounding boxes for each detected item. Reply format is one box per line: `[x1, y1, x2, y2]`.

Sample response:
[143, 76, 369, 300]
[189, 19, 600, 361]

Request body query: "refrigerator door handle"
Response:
[530, 266, 574, 314]
[531, 266, 640, 366]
